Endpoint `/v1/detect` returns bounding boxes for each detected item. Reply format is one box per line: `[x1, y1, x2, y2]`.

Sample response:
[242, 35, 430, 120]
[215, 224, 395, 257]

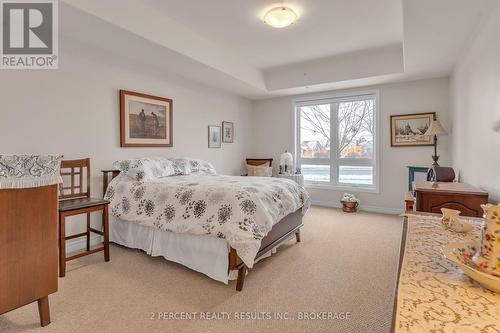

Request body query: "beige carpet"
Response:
[0, 206, 404, 333]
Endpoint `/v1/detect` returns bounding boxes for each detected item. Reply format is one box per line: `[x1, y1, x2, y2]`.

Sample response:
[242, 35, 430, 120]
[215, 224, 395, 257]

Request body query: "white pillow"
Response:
[167, 158, 191, 175]
[171, 158, 217, 175]
[113, 157, 175, 181]
[246, 164, 272, 177]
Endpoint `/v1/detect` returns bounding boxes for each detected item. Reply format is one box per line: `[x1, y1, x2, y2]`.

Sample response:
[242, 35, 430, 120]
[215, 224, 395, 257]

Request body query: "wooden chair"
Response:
[58, 158, 110, 277]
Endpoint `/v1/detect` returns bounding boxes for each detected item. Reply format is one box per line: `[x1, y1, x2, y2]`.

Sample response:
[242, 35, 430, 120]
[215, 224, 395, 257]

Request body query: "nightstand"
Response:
[275, 174, 304, 186]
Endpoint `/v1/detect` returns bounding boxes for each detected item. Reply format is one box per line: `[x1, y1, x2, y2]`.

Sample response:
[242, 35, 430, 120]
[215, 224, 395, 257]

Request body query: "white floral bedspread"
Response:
[105, 174, 310, 267]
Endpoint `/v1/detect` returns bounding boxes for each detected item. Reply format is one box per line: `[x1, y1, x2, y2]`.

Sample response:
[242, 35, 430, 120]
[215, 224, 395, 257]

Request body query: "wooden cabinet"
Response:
[0, 184, 58, 326]
[414, 181, 488, 217]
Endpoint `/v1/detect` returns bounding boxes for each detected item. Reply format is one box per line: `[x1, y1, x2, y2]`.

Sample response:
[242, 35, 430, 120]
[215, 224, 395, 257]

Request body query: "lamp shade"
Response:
[280, 151, 293, 166]
[424, 119, 448, 136]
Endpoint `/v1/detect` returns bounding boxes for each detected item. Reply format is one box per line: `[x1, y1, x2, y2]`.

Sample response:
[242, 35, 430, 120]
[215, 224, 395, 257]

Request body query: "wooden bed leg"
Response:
[295, 230, 301, 243]
[236, 265, 247, 291]
[37, 296, 51, 327]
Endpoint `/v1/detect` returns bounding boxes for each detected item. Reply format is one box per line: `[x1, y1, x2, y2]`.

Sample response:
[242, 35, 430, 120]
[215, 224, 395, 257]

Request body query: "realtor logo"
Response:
[1, 0, 58, 69]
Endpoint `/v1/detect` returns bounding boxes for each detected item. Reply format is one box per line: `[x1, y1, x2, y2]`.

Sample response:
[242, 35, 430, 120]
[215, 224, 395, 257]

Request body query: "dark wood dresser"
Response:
[0, 184, 58, 326]
[414, 181, 489, 217]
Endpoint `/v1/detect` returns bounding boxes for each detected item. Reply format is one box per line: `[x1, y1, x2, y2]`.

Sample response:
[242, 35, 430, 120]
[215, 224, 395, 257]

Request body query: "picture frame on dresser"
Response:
[119, 90, 173, 147]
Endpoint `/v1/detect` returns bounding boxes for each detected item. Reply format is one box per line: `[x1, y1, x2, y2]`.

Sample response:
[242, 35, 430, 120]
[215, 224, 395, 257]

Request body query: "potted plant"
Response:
[341, 193, 359, 213]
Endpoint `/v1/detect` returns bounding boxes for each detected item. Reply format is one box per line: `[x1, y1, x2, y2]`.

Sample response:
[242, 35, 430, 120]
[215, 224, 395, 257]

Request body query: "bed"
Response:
[102, 157, 310, 291]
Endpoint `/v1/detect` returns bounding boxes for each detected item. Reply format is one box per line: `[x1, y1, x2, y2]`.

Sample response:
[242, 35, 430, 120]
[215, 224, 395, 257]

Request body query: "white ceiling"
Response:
[145, 0, 403, 69]
[60, 0, 499, 99]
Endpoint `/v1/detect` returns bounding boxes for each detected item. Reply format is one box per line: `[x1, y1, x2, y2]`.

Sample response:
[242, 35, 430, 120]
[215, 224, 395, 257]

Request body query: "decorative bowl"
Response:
[442, 241, 500, 293]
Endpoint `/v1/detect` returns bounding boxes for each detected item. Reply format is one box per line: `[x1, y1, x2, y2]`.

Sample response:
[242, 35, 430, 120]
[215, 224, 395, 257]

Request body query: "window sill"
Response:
[304, 182, 379, 194]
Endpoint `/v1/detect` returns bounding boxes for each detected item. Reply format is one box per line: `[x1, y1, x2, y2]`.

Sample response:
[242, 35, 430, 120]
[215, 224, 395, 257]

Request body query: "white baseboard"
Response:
[66, 234, 103, 254]
[311, 199, 403, 215]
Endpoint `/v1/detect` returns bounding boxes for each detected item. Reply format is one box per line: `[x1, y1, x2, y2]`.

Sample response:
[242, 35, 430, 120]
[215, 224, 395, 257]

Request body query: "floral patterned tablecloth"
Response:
[395, 213, 500, 333]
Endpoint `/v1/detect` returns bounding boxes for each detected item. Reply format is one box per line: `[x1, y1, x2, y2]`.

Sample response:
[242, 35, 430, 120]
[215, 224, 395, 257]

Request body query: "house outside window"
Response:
[294, 91, 379, 192]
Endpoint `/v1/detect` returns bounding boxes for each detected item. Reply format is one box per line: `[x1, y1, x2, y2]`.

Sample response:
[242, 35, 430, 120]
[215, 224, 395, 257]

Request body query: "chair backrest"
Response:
[246, 158, 273, 167]
[426, 166, 456, 183]
[59, 158, 91, 201]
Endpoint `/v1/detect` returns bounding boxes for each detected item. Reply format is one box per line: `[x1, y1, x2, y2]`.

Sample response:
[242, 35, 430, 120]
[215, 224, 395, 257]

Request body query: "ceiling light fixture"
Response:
[263, 7, 297, 28]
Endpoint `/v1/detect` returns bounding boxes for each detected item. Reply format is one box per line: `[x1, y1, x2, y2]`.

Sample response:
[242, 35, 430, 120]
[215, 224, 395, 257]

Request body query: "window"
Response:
[295, 92, 378, 191]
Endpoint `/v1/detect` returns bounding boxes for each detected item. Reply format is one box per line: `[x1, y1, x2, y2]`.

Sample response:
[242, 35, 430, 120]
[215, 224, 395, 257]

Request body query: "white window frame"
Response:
[292, 90, 380, 193]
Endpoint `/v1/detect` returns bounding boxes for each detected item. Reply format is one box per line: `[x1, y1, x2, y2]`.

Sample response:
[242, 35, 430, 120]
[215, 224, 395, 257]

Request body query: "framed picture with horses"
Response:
[119, 90, 173, 147]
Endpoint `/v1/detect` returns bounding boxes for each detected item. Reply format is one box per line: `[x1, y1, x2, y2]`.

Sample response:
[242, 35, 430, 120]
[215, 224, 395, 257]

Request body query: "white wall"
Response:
[0, 37, 453, 246]
[0, 40, 253, 239]
[252, 78, 450, 213]
[450, 3, 500, 202]
[0, 46, 253, 183]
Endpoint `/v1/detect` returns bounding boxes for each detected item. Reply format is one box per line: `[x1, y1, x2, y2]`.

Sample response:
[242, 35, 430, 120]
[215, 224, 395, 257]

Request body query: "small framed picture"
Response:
[222, 121, 234, 143]
[208, 125, 221, 148]
[390, 112, 436, 147]
[120, 90, 173, 147]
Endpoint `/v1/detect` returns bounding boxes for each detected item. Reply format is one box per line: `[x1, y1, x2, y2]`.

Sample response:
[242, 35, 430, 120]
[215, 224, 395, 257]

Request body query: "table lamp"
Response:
[424, 119, 448, 166]
[280, 150, 294, 175]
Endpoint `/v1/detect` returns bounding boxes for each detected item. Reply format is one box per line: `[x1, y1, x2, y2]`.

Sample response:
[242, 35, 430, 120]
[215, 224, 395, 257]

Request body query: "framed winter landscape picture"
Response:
[390, 112, 436, 147]
[120, 90, 173, 147]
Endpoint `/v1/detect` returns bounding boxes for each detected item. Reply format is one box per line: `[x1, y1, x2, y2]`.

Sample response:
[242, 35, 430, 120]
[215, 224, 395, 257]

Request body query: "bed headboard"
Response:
[102, 169, 120, 196]
[245, 158, 273, 167]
